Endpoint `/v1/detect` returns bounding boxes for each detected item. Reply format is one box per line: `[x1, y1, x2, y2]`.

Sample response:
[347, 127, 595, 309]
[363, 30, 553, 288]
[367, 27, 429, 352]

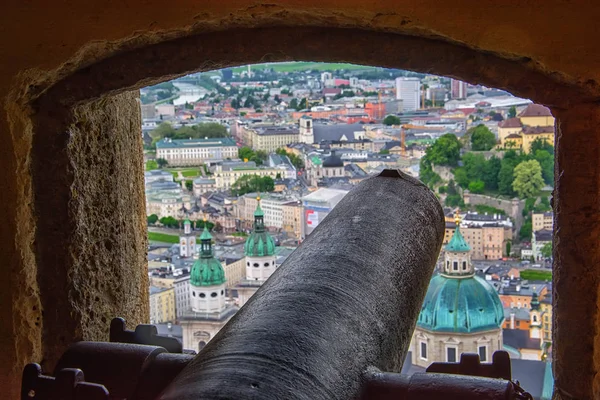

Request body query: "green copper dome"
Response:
[244, 199, 275, 257]
[445, 225, 471, 252]
[417, 274, 504, 333]
[190, 227, 225, 287]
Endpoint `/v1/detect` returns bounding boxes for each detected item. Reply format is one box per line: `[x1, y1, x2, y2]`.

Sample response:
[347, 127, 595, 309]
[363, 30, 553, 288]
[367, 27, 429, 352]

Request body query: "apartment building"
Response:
[149, 286, 175, 324]
[155, 137, 238, 166]
[532, 212, 553, 233]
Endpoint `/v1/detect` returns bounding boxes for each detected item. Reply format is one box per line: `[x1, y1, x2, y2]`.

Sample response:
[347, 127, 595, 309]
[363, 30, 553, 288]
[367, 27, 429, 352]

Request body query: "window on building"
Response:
[264, 262, 269, 267]
[478, 345, 487, 362]
[453, 261, 458, 271]
[446, 347, 457, 363]
[533, 315, 538, 322]
[253, 263, 259, 267]
[247, 261, 250, 266]
[211, 292, 217, 298]
[462, 261, 467, 271]
[192, 291, 196, 297]
[420, 342, 427, 360]
[221, 290, 224, 295]
[199, 293, 206, 298]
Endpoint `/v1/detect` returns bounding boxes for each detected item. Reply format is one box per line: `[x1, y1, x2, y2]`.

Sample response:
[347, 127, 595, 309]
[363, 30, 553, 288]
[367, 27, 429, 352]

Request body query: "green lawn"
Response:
[231, 62, 375, 73]
[520, 269, 552, 282]
[181, 170, 199, 177]
[148, 232, 180, 244]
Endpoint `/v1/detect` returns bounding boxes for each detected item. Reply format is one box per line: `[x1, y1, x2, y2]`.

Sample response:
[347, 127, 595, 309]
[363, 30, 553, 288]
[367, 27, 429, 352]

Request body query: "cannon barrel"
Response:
[160, 170, 445, 400]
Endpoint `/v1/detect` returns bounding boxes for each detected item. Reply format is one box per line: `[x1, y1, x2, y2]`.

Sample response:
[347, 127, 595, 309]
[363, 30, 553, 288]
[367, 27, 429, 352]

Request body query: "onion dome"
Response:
[417, 275, 505, 333]
[244, 197, 276, 257]
[190, 225, 225, 287]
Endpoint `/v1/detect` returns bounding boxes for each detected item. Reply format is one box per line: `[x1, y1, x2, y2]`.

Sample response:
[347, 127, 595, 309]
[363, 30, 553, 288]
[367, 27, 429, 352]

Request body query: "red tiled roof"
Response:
[519, 104, 553, 117]
[499, 117, 523, 128]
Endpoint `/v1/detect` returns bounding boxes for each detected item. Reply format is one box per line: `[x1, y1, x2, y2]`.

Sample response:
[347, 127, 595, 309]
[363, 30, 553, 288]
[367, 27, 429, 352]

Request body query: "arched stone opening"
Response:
[4, 22, 600, 400]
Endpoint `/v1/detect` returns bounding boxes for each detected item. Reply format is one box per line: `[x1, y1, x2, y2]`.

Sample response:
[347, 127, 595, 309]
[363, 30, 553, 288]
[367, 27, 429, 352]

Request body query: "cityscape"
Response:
[143, 62, 554, 399]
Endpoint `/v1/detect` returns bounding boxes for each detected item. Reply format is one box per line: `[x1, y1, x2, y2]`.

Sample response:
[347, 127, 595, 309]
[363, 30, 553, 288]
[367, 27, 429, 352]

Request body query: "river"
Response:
[172, 82, 208, 106]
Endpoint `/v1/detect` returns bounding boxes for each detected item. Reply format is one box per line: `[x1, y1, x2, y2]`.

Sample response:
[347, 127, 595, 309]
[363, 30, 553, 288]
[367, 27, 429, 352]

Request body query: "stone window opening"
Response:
[4, 14, 589, 397]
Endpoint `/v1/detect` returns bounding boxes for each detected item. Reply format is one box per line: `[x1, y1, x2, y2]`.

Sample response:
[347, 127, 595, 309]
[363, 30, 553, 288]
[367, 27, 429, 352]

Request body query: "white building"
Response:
[179, 219, 196, 258]
[395, 77, 421, 111]
[236, 200, 278, 307]
[299, 116, 314, 144]
[155, 137, 238, 167]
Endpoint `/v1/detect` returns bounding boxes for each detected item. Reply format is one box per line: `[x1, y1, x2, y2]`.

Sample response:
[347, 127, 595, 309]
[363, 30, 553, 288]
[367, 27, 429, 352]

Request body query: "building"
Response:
[149, 286, 175, 324]
[145, 170, 174, 185]
[410, 213, 504, 368]
[395, 77, 421, 111]
[145, 191, 192, 218]
[174, 274, 191, 318]
[503, 293, 544, 361]
[522, 126, 554, 153]
[443, 213, 512, 260]
[235, 193, 301, 232]
[246, 126, 300, 152]
[498, 118, 523, 144]
[450, 79, 467, 99]
[236, 200, 278, 307]
[298, 116, 314, 144]
[302, 188, 349, 238]
[532, 212, 553, 233]
[180, 226, 238, 351]
[214, 161, 282, 190]
[192, 177, 216, 196]
[155, 137, 238, 166]
[518, 104, 555, 128]
[532, 229, 552, 261]
[179, 219, 196, 258]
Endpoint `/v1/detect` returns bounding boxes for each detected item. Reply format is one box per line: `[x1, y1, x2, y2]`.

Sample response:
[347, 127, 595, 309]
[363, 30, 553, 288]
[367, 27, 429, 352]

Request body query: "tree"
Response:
[273, 95, 281, 104]
[533, 150, 554, 185]
[196, 220, 215, 231]
[289, 98, 299, 110]
[185, 181, 193, 191]
[445, 180, 463, 207]
[541, 242, 553, 258]
[468, 180, 485, 194]
[231, 175, 275, 196]
[147, 214, 159, 225]
[159, 216, 179, 228]
[520, 218, 532, 240]
[506, 241, 512, 257]
[530, 137, 554, 156]
[482, 156, 502, 191]
[145, 160, 158, 170]
[379, 149, 390, 155]
[383, 115, 401, 126]
[156, 158, 168, 168]
[470, 125, 497, 151]
[512, 160, 545, 198]
[419, 159, 441, 187]
[508, 106, 517, 118]
[424, 133, 462, 167]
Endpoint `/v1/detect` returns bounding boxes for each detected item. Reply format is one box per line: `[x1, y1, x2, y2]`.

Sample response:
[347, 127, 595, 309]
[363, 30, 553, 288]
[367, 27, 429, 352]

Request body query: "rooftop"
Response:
[498, 117, 523, 129]
[156, 137, 236, 149]
[519, 104, 553, 118]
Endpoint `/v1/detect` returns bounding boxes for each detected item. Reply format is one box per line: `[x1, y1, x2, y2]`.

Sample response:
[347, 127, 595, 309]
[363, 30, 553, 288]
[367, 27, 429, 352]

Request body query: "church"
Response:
[410, 212, 505, 368]
[236, 198, 278, 307]
[180, 224, 238, 351]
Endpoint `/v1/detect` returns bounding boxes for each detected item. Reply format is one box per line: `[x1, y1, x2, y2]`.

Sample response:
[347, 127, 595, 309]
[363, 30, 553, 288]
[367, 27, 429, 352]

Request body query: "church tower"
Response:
[189, 225, 226, 313]
[411, 211, 505, 368]
[179, 218, 196, 258]
[529, 292, 542, 340]
[299, 116, 314, 144]
[244, 197, 277, 281]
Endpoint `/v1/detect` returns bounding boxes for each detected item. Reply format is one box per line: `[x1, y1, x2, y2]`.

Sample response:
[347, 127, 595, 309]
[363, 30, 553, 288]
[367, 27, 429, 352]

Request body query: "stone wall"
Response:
[463, 193, 525, 232]
[1, 2, 600, 398]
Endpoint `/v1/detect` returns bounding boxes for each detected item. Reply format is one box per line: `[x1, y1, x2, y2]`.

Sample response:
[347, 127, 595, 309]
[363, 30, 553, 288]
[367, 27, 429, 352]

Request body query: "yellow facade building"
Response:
[149, 286, 175, 324]
[522, 126, 554, 153]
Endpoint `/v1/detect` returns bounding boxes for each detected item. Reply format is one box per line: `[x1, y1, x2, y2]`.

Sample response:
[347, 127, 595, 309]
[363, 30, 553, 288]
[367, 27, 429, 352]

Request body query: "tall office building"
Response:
[451, 78, 468, 99]
[395, 77, 421, 111]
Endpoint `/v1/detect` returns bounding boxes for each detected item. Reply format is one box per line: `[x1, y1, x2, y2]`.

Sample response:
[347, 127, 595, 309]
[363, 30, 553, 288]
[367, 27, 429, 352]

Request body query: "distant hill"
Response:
[231, 62, 376, 73]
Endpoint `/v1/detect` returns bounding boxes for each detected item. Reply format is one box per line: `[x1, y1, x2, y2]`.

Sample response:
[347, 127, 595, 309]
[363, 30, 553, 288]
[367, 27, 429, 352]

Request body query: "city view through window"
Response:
[143, 62, 554, 398]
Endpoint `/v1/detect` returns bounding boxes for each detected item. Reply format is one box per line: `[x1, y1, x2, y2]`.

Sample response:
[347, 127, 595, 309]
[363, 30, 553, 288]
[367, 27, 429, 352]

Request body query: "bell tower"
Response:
[180, 218, 196, 258]
[299, 116, 314, 144]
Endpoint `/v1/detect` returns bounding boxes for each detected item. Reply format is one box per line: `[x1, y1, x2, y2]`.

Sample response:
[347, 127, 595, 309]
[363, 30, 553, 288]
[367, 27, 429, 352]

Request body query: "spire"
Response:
[445, 210, 471, 253]
[531, 292, 540, 311]
[253, 196, 265, 232]
[199, 217, 213, 258]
